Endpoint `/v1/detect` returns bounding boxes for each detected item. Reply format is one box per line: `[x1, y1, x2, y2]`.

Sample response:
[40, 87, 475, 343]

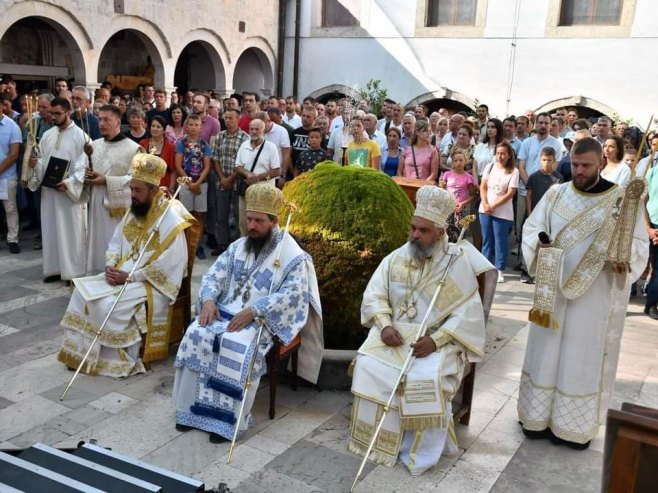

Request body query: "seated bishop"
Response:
[173, 183, 324, 443]
[349, 185, 496, 477]
[57, 154, 197, 377]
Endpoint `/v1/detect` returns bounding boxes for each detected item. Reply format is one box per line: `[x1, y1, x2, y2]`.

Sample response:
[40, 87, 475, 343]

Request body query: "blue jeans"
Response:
[647, 222, 658, 304]
[479, 213, 512, 270]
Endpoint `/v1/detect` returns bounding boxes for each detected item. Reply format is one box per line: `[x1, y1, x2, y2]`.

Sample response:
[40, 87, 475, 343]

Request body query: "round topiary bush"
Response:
[281, 162, 414, 349]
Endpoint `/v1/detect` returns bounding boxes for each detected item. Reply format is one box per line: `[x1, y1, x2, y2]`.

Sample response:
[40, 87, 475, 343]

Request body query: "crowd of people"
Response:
[2, 75, 655, 304]
[1, 72, 655, 478]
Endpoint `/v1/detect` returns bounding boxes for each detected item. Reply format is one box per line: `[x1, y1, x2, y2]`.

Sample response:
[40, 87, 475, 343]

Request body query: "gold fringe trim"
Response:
[604, 260, 631, 274]
[57, 349, 98, 376]
[399, 415, 445, 431]
[348, 440, 397, 468]
[528, 308, 559, 330]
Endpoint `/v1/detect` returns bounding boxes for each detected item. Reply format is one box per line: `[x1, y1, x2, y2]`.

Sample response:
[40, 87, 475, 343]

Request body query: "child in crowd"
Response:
[174, 113, 212, 259]
[525, 147, 563, 216]
[522, 147, 563, 283]
[439, 149, 477, 232]
[295, 127, 326, 176]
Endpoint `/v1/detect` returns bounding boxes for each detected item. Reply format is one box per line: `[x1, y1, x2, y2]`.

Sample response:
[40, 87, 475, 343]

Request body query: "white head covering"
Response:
[414, 185, 455, 228]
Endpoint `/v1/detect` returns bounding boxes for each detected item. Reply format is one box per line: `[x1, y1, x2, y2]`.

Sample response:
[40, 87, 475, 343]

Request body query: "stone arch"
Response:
[306, 84, 361, 103]
[406, 89, 477, 113]
[0, 1, 90, 85]
[535, 96, 618, 119]
[232, 45, 275, 98]
[174, 30, 228, 93]
[96, 17, 171, 88]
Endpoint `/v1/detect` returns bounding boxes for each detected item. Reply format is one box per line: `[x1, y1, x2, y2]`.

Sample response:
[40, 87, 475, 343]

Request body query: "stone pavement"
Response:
[1, 231, 658, 492]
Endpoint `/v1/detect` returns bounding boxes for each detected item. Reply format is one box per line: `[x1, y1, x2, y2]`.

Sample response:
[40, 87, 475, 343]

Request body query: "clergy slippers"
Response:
[521, 425, 590, 450]
[209, 433, 228, 443]
[44, 274, 62, 283]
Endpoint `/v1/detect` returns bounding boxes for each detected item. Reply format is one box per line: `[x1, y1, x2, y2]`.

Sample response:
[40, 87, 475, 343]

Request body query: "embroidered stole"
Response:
[530, 187, 621, 329]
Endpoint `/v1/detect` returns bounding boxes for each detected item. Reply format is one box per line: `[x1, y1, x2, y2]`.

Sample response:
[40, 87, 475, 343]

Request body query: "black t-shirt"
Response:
[527, 170, 563, 209]
[291, 127, 311, 167]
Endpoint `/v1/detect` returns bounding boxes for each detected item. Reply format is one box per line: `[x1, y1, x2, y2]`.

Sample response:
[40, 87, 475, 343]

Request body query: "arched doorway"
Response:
[406, 89, 477, 116]
[307, 84, 361, 104]
[413, 98, 474, 115]
[174, 41, 225, 94]
[0, 16, 86, 92]
[535, 96, 617, 122]
[232, 47, 273, 98]
[97, 29, 164, 91]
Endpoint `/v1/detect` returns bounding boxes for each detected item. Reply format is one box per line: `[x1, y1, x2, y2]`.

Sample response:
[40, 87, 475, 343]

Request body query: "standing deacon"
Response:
[173, 184, 323, 443]
[27, 97, 87, 282]
[349, 186, 495, 476]
[58, 154, 197, 377]
[518, 138, 648, 449]
[82, 105, 141, 273]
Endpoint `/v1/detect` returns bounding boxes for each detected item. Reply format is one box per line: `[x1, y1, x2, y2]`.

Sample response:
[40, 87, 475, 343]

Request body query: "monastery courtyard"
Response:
[1, 230, 657, 492]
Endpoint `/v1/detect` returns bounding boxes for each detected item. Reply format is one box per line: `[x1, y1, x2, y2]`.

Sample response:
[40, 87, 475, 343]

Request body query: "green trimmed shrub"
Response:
[282, 162, 414, 349]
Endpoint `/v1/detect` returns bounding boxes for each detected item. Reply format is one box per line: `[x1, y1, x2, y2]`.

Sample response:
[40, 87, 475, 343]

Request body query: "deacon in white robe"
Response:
[58, 154, 197, 377]
[173, 184, 324, 443]
[27, 97, 87, 281]
[82, 105, 140, 274]
[518, 138, 648, 448]
[350, 186, 495, 476]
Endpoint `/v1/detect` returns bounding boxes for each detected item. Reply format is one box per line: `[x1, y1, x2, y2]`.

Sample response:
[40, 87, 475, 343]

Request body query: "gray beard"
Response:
[409, 239, 435, 262]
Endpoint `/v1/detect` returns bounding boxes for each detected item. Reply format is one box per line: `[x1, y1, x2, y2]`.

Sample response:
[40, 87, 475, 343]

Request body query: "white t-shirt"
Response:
[479, 163, 519, 221]
[330, 115, 344, 133]
[264, 123, 291, 165]
[283, 113, 302, 129]
[235, 140, 281, 186]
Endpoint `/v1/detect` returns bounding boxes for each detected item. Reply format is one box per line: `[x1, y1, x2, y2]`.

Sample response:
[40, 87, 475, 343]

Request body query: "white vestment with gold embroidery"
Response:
[518, 182, 648, 444]
[57, 195, 193, 377]
[83, 137, 140, 274]
[350, 237, 493, 476]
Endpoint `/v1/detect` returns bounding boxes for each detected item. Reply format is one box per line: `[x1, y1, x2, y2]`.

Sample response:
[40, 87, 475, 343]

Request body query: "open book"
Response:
[72, 273, 120, 301]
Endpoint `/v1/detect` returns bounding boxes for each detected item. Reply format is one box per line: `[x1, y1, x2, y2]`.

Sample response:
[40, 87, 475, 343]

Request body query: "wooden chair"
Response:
[266, 334, 302, 419]
[603, 402, 658, 493]
[168, 225, 200, 347]
[452, 269, 497, 425]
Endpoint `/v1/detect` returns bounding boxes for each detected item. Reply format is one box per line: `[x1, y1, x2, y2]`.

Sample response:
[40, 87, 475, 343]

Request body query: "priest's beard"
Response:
[246, 228, 274, 258]
[409, 237, 436, 262]
[131, 198, 152, 218]
[572, 171, 600, 192]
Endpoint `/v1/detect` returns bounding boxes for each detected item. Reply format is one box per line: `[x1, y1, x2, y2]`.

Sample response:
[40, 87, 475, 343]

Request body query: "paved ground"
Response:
[1, 230, 658, 492]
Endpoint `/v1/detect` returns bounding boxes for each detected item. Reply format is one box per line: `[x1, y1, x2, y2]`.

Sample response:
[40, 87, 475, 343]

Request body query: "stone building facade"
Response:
[0, 0, 280, 98]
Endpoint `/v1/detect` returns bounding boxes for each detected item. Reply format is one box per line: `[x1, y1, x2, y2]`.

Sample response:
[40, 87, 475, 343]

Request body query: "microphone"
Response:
[538, 232, 551, 245]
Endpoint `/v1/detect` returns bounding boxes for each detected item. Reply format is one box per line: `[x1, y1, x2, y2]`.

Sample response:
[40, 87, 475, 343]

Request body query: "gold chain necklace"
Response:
[397, 257, 433, 321]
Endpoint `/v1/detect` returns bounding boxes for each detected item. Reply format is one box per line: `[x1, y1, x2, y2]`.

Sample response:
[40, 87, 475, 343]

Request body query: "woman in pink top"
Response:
[399, 120, 439, 181]
[165, 103, 187, 144]
[479, 141, 519, 282]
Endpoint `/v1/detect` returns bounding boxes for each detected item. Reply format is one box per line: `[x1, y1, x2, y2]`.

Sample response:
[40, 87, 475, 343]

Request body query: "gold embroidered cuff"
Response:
[430, 331, 451, 350]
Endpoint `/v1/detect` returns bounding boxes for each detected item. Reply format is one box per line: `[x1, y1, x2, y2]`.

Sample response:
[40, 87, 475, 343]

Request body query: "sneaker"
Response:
[196, 246, 206, 260]
[8, 242, 20, 254]
[497, 270, 505, 283]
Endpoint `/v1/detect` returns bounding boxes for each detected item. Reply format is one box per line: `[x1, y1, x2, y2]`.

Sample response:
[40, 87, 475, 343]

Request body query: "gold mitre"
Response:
[414, 185, 455, 227]
[246, 183, 284, 216]
[131, 153, 166, 186]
